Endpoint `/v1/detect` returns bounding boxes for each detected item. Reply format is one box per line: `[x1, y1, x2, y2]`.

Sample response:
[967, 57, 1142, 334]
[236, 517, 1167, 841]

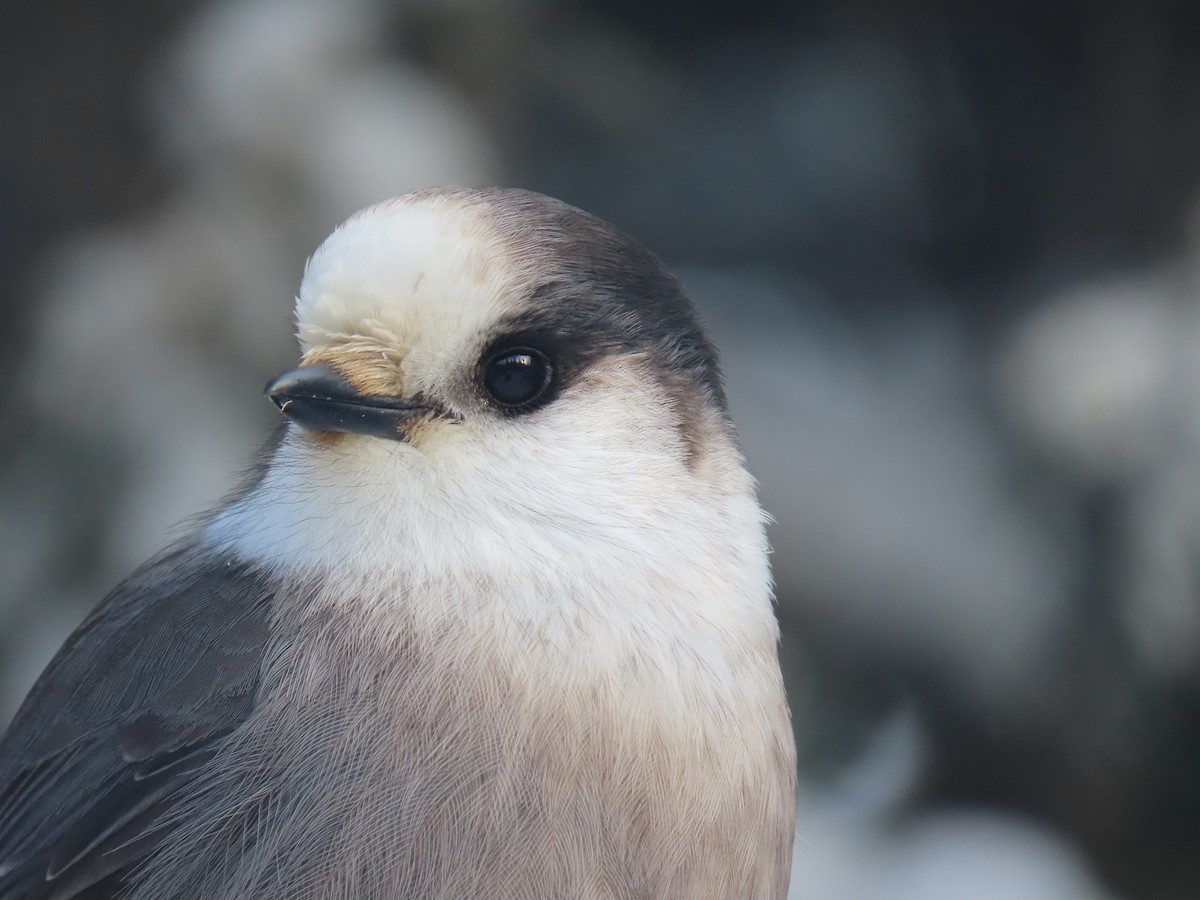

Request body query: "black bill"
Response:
[265, 363, 432, 440]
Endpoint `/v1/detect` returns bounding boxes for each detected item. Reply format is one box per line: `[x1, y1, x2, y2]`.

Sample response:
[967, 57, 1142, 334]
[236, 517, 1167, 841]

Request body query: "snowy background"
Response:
[4, 2, 1200, 897]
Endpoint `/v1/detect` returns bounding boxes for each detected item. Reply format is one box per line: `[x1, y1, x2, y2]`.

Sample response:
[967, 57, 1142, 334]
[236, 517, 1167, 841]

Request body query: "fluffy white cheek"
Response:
[207, 366, 771, 629]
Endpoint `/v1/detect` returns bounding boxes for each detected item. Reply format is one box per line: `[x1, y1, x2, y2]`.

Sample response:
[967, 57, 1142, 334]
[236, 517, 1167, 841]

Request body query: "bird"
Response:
[0, 187, 796, 899]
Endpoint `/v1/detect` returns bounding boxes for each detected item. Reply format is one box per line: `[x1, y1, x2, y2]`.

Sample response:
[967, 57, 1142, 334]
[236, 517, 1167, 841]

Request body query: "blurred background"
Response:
[3, 1, 1200, 897]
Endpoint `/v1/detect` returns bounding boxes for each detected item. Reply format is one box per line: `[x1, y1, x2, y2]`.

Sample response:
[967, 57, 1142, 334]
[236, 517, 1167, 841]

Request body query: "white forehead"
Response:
[294, 194, 521, 355]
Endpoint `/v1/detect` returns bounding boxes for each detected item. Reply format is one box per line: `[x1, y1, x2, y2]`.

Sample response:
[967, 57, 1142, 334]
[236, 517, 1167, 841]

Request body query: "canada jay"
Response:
[0, 187, 796, 899]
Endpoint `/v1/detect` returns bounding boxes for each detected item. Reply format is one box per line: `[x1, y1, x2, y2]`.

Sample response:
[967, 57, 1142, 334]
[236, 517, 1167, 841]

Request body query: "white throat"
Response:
[205, 425, 776, 677]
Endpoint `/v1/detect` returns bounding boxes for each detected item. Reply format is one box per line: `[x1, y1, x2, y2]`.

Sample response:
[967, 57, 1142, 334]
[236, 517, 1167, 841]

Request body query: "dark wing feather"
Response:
[0, 541, 277, 899]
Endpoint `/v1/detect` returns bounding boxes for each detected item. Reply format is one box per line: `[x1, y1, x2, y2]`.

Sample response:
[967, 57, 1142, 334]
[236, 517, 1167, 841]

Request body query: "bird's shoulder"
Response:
[0, 539, 278, 899]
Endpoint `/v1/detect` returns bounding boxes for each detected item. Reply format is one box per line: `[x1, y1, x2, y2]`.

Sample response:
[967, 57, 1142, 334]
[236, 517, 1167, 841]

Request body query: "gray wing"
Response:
[0, 542, 277, 899]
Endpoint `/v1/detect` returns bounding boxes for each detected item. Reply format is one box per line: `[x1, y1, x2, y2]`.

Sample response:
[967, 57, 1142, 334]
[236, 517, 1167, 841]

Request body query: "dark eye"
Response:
[483, 347, 553, 408]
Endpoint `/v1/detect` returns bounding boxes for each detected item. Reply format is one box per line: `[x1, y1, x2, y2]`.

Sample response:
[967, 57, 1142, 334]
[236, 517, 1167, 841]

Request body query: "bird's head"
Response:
[215, 188, 766, 595]
[272, 188, 746, 491]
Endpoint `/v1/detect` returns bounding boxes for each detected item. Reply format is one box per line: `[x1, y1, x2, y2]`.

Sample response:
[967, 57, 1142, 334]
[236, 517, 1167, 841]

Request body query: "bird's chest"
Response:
[199, 598, 793, 900]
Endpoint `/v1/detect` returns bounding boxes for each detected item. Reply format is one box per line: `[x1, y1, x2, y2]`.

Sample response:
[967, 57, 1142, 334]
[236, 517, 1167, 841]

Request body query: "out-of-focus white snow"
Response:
[152, 0, 494, 215]
[1000, 266, 1200, 680]
[790, 809, 1116, 900]
[1001, 274, 1186, 479]
[788, 708, 1115, 899]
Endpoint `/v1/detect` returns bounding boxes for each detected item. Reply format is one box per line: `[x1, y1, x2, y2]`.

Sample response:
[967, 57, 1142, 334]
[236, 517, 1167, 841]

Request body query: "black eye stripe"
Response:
[482, 346, 553, 410]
